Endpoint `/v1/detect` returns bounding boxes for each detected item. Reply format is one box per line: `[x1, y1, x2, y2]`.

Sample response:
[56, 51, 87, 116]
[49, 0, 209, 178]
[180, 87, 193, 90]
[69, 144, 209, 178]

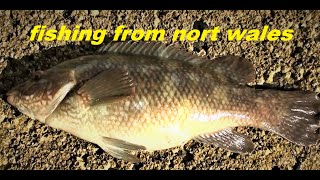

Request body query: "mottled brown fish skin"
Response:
[42, 55, 293, 149]
[7, 42, 320, 162]
[47, 56, 235, 150]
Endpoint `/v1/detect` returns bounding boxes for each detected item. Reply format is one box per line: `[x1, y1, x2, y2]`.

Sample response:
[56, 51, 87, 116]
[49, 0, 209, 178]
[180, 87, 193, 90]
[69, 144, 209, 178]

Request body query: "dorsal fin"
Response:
[97, 41, 208, 65]
[97, 41, 256, 85]
[199, 55, 256, 84]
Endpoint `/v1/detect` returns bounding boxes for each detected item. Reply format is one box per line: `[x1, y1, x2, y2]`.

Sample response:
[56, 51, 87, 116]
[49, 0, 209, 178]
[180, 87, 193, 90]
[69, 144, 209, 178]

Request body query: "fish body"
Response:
[7, 41, 320, 162]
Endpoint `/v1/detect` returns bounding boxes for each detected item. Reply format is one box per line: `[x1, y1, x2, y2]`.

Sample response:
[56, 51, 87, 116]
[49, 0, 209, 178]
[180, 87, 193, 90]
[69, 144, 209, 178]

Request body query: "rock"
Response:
[90, 10, 99, 17]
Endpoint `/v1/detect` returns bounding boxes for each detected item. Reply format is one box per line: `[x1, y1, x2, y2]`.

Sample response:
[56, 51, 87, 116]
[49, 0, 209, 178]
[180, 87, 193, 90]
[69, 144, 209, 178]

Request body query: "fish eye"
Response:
[32, 70, 44, 81]
[33, 74, 41, 81]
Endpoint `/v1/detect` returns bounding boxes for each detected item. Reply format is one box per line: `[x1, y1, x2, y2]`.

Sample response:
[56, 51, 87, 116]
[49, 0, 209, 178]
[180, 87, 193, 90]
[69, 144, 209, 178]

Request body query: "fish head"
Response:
[6, 69, 76, 123]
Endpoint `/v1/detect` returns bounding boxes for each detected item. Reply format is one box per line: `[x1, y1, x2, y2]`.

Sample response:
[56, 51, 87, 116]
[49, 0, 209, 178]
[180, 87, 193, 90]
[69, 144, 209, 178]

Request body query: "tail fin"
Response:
[259, 90, 320, 146]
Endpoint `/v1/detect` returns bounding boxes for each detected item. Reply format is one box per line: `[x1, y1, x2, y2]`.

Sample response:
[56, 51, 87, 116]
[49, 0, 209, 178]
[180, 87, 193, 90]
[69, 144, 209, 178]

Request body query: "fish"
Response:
[6, 41, 320, 162]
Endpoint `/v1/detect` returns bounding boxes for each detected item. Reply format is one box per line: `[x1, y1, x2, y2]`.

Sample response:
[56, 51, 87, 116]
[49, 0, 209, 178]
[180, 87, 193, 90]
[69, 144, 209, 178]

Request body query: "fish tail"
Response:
[258, 90, 320, 146]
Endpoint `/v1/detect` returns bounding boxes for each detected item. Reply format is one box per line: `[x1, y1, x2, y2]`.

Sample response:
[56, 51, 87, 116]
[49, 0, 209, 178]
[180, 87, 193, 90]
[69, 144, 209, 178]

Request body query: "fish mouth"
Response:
[6, 90, 19, 105]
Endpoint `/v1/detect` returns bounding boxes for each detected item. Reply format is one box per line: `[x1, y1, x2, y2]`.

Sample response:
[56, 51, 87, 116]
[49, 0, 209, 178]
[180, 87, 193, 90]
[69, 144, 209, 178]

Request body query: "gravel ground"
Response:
[0, 10, 319, 170]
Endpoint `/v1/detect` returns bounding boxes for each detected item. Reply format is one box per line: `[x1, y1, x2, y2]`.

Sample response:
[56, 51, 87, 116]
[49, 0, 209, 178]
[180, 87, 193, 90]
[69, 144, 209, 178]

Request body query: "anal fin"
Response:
[194, 128, 254, 153]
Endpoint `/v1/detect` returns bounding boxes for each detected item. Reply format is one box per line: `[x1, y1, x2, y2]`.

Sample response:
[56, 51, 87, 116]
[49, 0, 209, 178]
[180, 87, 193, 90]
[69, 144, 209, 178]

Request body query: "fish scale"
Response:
[83, 64, 244, 149]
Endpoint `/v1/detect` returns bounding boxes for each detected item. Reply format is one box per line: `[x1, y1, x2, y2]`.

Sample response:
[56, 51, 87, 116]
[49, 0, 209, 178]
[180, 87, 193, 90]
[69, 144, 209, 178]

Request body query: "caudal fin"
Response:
[260, 90, 320, 146]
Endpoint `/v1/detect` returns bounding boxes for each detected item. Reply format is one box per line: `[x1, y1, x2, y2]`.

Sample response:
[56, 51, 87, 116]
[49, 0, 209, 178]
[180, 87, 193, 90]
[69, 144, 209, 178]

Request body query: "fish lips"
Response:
[6, 89, 19, 106]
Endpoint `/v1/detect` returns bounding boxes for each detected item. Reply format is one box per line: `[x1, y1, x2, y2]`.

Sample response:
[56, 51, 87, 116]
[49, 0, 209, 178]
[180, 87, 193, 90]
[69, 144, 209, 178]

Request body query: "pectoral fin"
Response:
[77, 69, 135, 106]
[102, 146, 141, 163]
[194, 128, 254, 153]
[100, 137, 146, 163]
[102, 137, 146, 151]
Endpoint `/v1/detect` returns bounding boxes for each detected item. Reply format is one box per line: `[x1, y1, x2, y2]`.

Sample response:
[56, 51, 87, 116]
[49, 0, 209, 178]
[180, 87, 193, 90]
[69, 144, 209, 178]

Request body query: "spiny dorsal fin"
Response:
[194, 128, 254, 153]
[98, 41, 256, 84]
[97, 41, 207, 65]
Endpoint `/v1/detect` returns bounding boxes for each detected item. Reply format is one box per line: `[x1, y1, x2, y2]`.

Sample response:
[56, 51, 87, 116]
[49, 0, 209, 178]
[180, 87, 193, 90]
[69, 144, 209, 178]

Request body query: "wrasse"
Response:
[6, 41, 320, 162]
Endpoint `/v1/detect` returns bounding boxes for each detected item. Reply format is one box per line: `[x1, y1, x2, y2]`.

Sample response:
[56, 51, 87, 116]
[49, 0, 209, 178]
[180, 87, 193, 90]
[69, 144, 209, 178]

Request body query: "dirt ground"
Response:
[0, 10, 319, 170]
